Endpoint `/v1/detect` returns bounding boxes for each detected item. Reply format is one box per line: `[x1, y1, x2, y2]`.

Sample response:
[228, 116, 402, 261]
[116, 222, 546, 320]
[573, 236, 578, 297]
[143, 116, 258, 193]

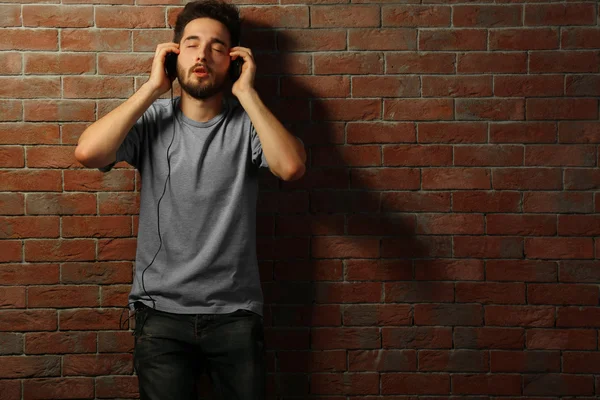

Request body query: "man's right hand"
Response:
[146, 42, 180, 96]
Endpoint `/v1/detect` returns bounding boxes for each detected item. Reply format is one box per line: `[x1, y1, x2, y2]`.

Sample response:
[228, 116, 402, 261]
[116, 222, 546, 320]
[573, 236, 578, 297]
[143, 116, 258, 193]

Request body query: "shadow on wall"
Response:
[192, 17, 431, 400]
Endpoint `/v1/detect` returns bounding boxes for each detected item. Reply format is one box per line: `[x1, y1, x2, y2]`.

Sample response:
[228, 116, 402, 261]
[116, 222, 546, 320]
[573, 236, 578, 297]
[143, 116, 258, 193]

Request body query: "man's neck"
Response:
[179, 90, 225, 123]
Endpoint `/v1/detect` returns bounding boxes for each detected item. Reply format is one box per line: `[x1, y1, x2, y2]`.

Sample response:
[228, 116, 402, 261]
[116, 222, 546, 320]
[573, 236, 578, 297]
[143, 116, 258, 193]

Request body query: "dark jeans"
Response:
[133, 301, 266, 400]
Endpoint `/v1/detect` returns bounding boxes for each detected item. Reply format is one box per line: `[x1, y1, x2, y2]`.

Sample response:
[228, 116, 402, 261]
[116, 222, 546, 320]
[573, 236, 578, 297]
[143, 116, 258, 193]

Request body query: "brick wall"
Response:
[1, 0, 600, 399]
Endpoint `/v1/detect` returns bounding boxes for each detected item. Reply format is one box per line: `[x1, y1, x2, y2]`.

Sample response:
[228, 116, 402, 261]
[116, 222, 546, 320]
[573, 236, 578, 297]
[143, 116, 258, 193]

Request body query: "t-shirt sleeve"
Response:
[98, 113, 146, 173]
[250, 123, 269, 169]
[250, 123, 304, 169]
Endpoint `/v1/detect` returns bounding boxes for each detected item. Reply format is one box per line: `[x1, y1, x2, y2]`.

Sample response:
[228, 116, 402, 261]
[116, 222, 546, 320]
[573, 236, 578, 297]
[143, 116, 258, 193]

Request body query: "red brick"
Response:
[419, 122, 487, 143]
[59, 309, 122, 331]
[525, 3, 596, 26]
[101, 285, 130, 306]
[564, 168, 600, 190]
[560, 261, 600, 283]
[242, 6, 308, 27]
[0, 356, 61, 378]
[458, 52, 527, 73]
[349, 349, 415, 372]
[454, 236, 523, 258]
[281, 76, 349, 98]
[525, 237, 594, 259]
[64, 170, 135, 192]
[0, 146, 23, 167]
[385, 99, 453, 121]
[311, 5, 378, 28]
[414, 259, 484, 281]
[95, 5, 164, 28]
[490, 28, 559, 50]
[423, 168, 490, 190]
[495, 75, 564, 97]
[311, 236, 378, 258]
[343, 305, 411, 326]
[417, 213, 482, 234]
[312, 99, 380, 121]
[455, 144, 523, 167]
[0, 4, 20, 27]
[453, 374, 521, 395]
[385, 281, 454, 302]
[98, 331, 134, 353]
[0, 263, 59, 285]
[0, 77, 60, 98]
[0, 216, 60, 239]
[351, 168, 420, 190]
[0, 52, 22, 74]
[314, 52, 382, 74]
[487, 214, 556, 236]
[61, 29, 131, 52]
[0, 310, 57, 332]
[381, 373, 450, 395]
[557, 306, 600, 328]
[97, 238, 137, 261]
[384, 144, 452, 166]
[383, 327, 452, 349]
[419, 349, 488, 372]
[386, 240, 440, 261]
[0, 100, 22, 121]
[25, 239, 95, 262]
[277, 29, 346, 51]
[527, 98, 598, 120]
[491, 350, 559, 372]
[22, 5, 93, 27]
[453, 191, 521, 213]
[526, 144, 596, 167]
[62, 216, 131, 238]
[527, 328, 597, 350]
[25, 332, 96, 354]
[349, 28, 416, 51]
[562, 27, 600, 49]
[345, 259, 412, 281]
[486, 262, 545, 287]
[0, 29, 57, 51]
[61, 262, 132, 285]
[415, 304, 482, 326]
[95, 376, 139, 399]
[63, 354, 133, 376]
[25, 52, 95, 74]
[490, 122, 556, 144]
[63, 76, 133, 99]
[0, 380, 20, 400]
[0, 193, 23, 215]
[26, 193, 96, 215]
[24, 100, 95, 122]
[486, 305, 555, 327]
[354, 76, 419, 98]
[419, 29, 486, 50]
[493, 167, 561, 190]
[523, 374, 593, 396]
[311, 327, 380, 350]
[0, 123, 60, 145]
[28, 285, 99, 308]
[563, 352, 600, 373]
[453, 5, 522, 27]
[382, 5, 450, 27]
[530, 51, 599, 73]
[0, 170, 61, 192]
[456, 99, 524, 121]
[454, 327, 524, 350]
[566, 75, 600, 96]
[387, 52, 455, 74]
[23, 377, 95, 400]
[422, 75, 492, 97]
[26, 145, 83, 168]
[456, 282, 526, 304]
[559, 121, 600, 143]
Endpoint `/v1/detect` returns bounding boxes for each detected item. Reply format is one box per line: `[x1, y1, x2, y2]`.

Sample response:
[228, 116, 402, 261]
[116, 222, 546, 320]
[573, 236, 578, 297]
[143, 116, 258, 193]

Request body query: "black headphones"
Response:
[164, 40, 243, 83]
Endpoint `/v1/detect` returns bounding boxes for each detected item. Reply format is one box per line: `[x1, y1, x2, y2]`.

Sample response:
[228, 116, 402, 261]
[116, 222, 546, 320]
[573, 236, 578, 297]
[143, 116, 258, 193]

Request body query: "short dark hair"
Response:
[173, 0, 241, 47]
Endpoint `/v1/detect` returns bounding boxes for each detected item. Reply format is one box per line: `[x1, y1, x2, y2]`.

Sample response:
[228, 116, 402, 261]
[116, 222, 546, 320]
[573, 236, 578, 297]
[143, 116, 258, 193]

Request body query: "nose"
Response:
[195, 44, 211, 63]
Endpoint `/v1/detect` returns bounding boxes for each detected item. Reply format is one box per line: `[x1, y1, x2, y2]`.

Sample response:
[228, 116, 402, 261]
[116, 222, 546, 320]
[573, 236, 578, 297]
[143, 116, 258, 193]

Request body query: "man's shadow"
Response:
[194, 19, 433, 400]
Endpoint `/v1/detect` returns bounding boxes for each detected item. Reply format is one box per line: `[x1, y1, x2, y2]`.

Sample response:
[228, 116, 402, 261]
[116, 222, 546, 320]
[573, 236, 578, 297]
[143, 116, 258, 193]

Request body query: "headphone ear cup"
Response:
[165, 52, 178, 80]
[229, 58, 242, 82]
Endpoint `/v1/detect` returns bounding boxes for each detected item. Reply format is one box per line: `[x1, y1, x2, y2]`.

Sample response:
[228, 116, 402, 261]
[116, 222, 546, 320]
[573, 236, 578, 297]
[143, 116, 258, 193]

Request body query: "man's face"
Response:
[176, 17, 232, 100]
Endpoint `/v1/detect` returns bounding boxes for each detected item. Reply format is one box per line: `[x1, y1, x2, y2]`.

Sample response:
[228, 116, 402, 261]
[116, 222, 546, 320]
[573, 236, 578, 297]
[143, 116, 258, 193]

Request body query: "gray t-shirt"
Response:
[100, 96, 288, 316]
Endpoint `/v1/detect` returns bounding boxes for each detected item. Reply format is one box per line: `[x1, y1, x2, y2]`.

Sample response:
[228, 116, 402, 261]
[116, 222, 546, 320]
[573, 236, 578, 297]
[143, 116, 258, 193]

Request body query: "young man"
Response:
[74, 1, 306, 398]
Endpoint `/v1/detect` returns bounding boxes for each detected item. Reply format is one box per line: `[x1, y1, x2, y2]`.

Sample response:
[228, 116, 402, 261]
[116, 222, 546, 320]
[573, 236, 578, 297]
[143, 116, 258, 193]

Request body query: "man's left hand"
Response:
[230, 46, 256, 97]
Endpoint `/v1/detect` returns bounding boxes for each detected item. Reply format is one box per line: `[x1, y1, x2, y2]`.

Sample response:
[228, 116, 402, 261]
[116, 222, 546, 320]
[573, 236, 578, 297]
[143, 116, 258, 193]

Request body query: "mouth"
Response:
[192, 65, 209, 77]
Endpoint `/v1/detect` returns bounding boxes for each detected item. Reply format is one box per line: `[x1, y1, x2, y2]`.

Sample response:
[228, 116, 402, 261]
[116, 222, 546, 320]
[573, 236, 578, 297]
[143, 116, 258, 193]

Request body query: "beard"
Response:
[177, 64, 227, 100]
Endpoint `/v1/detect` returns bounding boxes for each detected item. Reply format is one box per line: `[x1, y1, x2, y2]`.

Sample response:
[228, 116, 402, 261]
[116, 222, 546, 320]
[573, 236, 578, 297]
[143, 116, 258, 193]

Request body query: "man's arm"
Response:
[230, 47, 306, 182]
[74, 43, 179, 168]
